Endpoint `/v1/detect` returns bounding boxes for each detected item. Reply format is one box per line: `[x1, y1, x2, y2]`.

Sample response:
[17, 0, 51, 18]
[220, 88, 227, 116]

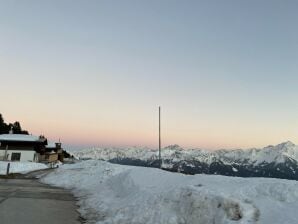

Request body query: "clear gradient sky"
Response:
[0, 0, 298, 150]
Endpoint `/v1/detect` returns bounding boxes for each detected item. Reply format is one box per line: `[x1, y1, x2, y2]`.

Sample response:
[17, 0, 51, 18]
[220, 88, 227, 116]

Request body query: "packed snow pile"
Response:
[42, 160, 298, 224]
[0, 161, 48, 175]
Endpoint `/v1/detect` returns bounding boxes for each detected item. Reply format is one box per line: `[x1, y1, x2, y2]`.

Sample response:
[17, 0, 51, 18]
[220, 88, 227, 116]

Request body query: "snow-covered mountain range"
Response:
[73, 141, 298, 180]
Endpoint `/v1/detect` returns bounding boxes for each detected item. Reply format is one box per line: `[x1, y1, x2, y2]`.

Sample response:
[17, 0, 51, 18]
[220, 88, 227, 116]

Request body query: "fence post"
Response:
[6, 162, 10, 175]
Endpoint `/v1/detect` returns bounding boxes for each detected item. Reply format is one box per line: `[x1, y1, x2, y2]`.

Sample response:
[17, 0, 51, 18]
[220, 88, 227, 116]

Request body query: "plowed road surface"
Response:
[0, 177, 81, 224]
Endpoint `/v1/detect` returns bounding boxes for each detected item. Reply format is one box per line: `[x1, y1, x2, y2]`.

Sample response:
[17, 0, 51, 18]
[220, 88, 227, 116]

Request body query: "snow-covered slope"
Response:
[73, 141, 298, 180]
[42, 160, 298, 224]
[217, 141, 298, 165]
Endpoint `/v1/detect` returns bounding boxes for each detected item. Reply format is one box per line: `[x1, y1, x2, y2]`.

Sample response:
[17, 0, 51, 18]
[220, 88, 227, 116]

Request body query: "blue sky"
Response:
[0, 0, 298, 149]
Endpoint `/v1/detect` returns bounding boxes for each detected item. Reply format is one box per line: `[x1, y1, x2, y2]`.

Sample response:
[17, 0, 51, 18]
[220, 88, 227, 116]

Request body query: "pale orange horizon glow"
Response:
[1, 110, 297, 150]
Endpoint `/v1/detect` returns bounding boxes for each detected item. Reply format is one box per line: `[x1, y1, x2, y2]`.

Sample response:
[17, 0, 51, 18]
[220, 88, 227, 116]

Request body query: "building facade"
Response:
[0, 134, 62, 163]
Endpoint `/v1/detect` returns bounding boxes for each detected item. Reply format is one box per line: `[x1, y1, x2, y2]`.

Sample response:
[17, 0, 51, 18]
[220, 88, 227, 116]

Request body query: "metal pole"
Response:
[6, 162, 10, 175]
[159, 106, 161, 168]
[4, 145, 8, 161]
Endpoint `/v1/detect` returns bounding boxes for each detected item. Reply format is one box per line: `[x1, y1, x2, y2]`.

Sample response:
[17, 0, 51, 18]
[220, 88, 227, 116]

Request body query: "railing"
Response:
[0, 155, 8, 161]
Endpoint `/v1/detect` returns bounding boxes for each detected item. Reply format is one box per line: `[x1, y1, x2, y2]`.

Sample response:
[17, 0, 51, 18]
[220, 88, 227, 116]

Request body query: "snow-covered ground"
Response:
[0, 161, 48, 175]
[42, 160, 298, 224]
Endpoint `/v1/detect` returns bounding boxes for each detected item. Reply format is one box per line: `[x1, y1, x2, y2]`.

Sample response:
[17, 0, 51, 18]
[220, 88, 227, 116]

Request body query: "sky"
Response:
[0, 0, 298, 150]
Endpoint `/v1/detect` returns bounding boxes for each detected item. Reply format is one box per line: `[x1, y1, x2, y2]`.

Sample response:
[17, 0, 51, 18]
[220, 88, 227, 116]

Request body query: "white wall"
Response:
[0, 150, 36, 162]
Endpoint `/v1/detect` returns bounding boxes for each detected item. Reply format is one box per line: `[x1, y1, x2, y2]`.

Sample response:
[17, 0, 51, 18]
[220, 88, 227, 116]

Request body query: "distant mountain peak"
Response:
[164, 144, 183, 150]
[276, 141, 295, 148]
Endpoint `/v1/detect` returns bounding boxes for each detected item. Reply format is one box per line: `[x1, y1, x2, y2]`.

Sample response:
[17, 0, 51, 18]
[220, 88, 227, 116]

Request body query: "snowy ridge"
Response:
[73, 141, 298, 180]
[42, 160, 298, 224]
[74, 141, 298, 166]
[217, 141, 298, 165]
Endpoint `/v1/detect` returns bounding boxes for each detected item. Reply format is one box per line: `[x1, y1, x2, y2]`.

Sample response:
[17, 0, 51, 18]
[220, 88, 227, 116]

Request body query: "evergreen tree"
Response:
[12, 121, 22, 134]
[0, 113, 29, 134]
[0, 114, 4, 134]
[0, 114, 8, 134]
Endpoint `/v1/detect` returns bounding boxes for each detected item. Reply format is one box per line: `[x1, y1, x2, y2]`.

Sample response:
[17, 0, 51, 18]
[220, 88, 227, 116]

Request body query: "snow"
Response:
[232, 167, 238, 172]
[0, 134, 42, 142]
[46, 142, 57, 148]
[72, 141, 298, 167]
[42, 160, 298, 224]
[0, 161, 48, 174]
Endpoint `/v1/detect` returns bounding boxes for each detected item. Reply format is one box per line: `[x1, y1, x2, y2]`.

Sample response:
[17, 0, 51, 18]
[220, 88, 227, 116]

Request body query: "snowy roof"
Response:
[0, 134, 46, 143]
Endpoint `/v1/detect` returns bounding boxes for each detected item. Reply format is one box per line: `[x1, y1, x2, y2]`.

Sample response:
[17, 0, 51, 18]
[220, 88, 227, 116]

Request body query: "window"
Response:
[11, 153, 21, 161]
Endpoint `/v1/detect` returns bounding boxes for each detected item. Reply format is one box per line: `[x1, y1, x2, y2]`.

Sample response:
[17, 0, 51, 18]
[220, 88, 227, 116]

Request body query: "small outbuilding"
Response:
[43, 142, 64, 162]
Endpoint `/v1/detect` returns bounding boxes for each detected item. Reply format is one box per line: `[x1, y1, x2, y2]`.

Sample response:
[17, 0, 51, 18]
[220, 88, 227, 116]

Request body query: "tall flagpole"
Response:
[159, 106, 161, 168]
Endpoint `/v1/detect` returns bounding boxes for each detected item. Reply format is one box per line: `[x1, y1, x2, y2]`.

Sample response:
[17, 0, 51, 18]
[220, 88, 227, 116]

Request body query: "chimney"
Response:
[55, 143, 62, 149]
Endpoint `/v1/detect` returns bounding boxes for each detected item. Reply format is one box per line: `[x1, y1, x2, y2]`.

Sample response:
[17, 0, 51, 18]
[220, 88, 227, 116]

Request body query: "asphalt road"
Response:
[0, 176, 82, 224]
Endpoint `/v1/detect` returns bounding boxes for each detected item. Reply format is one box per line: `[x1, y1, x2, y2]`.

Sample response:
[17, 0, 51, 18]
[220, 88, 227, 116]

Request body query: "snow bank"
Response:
[0, 161, 48, 175]
[42, 160, 298, 224]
